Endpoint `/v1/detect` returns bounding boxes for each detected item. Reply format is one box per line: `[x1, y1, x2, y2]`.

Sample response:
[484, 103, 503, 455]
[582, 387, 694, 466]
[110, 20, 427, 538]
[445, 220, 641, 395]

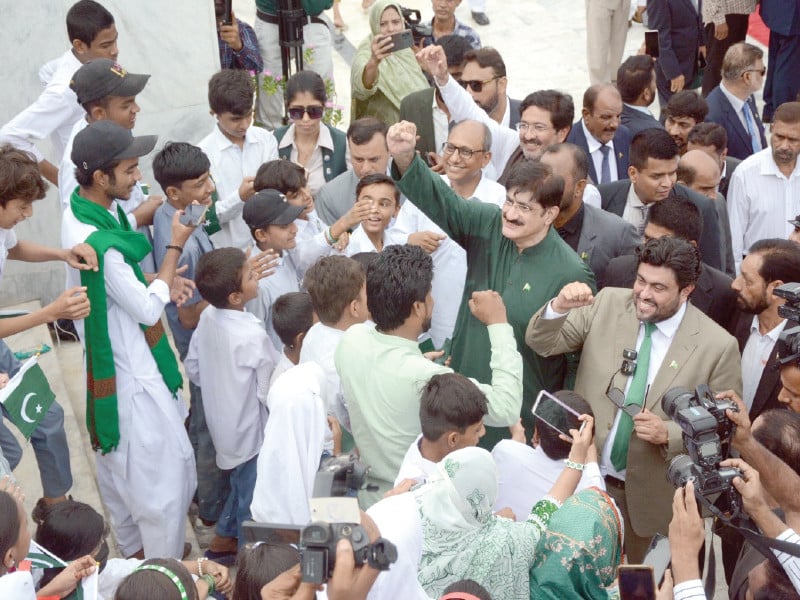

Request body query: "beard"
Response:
[736, 291, 770, 315]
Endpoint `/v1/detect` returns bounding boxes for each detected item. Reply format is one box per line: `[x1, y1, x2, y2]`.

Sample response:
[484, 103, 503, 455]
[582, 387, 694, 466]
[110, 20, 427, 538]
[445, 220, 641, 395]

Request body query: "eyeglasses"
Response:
[503, 197, 540, 214]
[459, 76, 499, 93]
[516, 122, 554, 134]
[441, 142, 484, 159]
[288, 105, 324, 120]
[743, 68, 766, 77]
[605, 369, 644, 418]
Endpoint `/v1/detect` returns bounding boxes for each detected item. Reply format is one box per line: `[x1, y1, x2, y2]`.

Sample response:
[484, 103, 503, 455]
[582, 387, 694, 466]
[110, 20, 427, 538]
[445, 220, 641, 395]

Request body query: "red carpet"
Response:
[748, 11, 770, 47]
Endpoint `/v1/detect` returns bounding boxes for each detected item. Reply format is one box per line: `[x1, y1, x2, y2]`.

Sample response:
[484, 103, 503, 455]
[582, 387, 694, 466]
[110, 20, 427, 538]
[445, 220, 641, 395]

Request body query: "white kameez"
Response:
[62, 204, 196, 559]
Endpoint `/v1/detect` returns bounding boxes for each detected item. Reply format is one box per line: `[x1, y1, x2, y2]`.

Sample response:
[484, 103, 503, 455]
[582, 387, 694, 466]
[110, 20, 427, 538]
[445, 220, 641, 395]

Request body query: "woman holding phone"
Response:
[351, 0, 429, 124]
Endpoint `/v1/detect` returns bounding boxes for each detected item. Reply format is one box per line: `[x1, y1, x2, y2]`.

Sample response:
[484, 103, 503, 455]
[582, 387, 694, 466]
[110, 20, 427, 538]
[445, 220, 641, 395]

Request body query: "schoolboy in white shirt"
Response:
[269, 291, 316, 388]
[346, 173, 405, 255]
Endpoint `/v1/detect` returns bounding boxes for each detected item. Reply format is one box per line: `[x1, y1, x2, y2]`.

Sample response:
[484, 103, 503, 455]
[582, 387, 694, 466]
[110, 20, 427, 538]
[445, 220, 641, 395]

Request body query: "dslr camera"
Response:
[314, 453, 372, 497]
[775, 283, 800, 368]
[662, 384, 742, 516]
[399, 6, 432, 44]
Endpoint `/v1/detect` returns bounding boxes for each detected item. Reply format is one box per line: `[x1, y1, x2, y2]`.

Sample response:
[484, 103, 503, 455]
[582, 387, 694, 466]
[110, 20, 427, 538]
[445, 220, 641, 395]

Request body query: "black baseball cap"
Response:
[70, 59, 150, 106]
[243, 189, 304, 229]
[72, 120, 157, 177]
[790, 215, 800, 228]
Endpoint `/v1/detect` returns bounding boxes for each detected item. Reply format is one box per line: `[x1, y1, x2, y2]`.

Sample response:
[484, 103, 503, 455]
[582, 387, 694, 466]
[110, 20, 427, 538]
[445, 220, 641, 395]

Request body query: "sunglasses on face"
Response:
[459, 76, 498, 93]
[288, 105, 324, 120]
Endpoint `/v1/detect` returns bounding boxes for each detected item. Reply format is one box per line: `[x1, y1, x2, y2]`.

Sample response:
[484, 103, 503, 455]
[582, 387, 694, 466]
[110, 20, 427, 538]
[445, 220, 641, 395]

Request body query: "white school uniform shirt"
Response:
[269, 351, 295, 389]
[393, 174, 504, 347]
[394, 434, 437, 486]
[289, 209, 339, 279]
[300, 322, 351, 433]
[185, 305, 273, 470]
[491, 440, 604, 522]
[251, 362, 329, 525]
[0, 228, 18, 284]
[345, 225, 405, 255]
[245, 245, 301, 353]
[728, 147, 800, 273]
[0, 49, 84, 162]
[198, 124, 278, 250]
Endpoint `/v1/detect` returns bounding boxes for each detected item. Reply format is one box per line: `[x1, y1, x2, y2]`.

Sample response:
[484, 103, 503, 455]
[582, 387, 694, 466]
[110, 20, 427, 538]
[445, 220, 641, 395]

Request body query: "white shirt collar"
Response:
[719, 81, 747, 114]
[624, 102, 653, 116]
[278, 123, 334, 152]
[648, 300, 687, 340]
[580, 118, 614, 154]
[625, 181, 646, 208]
[749, 315, 788, 342]
[208, 122, 259, 152]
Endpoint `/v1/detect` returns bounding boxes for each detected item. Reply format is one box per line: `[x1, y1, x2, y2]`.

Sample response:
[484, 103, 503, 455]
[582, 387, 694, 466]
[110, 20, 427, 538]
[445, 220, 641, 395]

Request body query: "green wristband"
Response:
[201, 573, 216, 594]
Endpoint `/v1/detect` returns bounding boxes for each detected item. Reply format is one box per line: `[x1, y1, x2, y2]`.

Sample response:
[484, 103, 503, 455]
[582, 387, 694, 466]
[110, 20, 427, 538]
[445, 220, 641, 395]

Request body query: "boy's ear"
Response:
[254, 227, 269, 243]
[88, 105, 108, 122]
[72, 39, 90, 56]
[446, 431, 459, 448]
[292, 331, 307, 349]
[228, 290, 244, 308]
[393, 202, 401, 217]
[165, 184, 182, 202]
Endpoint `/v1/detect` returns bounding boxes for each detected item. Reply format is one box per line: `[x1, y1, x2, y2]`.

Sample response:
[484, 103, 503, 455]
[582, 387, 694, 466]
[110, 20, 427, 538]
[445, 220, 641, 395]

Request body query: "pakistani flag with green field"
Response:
[0, 356, 55, 439]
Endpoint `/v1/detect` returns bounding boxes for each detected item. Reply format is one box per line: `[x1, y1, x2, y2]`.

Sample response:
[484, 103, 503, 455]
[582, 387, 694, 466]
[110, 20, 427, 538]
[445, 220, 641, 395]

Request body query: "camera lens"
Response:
[666, 454, 696, 488]
[340, 525, 352, 537]
[661, 387, 693, 420]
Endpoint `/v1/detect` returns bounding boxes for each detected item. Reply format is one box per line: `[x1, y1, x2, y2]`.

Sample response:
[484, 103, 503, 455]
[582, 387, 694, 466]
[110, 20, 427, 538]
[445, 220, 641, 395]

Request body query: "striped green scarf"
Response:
[71, 190, 183, 453]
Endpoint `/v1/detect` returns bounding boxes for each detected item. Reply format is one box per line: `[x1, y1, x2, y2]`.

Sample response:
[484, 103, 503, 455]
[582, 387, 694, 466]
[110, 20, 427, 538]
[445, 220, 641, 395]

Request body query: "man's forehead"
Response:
[636, 262, 678, 286]
[780, 363, 800, 392]
[507, 187, 535, 203]
[520, 105, 553, 126]
[449, 121, 483, 144]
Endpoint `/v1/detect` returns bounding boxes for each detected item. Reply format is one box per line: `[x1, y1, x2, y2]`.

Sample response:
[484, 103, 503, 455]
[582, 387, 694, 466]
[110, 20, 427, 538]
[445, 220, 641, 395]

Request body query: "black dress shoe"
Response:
[471, 11, 490, 25]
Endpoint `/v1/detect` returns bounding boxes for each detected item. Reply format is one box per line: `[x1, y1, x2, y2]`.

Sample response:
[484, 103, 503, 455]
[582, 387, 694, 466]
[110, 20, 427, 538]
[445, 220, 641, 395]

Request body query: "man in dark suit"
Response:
[598, 128, 723, 270]
[648, 0, 704, 110]
[527, 236, 741, 561]
[617, 55, 664, 137]
[398, 34, 472, 160]
[604, 195, 737, 332]
[664, 91, 709, 155]
[460, 48, 521, 130]
[732, 238, 800, 419]
[706, 43, 768, 160]
[541, 142, 639, 288]
[760, 0, 800, 123]
[566, 84, 632, 185]
[687, 121, 741, 197]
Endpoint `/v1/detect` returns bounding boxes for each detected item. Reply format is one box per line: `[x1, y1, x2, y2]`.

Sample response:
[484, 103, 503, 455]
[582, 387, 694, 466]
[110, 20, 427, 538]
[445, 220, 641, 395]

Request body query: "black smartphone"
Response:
[618, 565, 656, 600]
[643, 533, 671, 587]
[644, 30, 660, 58]
[221, 0, 233, 25]
[179, 204, 209, 228]
[388, 30, 414, 53]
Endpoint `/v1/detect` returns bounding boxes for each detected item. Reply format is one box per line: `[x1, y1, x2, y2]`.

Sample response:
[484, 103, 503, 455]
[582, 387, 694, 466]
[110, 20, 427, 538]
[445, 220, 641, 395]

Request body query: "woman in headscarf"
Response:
[350, 0, 430, 124]
[529, 487, 624, 600]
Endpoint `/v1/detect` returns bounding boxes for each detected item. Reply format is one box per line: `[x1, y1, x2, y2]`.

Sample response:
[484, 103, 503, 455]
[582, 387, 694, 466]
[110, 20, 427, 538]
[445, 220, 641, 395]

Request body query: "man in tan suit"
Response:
[526, 236, 742, 561]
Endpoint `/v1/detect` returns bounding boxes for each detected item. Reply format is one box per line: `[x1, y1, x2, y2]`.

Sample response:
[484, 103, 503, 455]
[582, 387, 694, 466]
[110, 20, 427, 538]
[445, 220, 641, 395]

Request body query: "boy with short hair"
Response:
[270, 291, 316, 387]
[198, 69, 278, 251]
[242, 189, 304, 351]
[394, 372, 488, 486]
[346, 173, 404, 255]
[0, 0, 118, 184]
[185, 247, 274, 557]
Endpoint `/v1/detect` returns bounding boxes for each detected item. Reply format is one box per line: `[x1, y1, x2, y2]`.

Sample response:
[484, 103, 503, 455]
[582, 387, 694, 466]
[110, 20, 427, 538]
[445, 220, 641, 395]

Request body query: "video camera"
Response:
[662, 384, 742, 517]
[775, 282, 800, 368]
[399, 6, 432, 45]
[243, 453, 396, 584]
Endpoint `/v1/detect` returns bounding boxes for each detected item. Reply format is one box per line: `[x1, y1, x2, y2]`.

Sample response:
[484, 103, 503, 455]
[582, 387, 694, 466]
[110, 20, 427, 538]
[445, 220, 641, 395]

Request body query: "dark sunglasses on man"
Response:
[459, 76, 499, 93]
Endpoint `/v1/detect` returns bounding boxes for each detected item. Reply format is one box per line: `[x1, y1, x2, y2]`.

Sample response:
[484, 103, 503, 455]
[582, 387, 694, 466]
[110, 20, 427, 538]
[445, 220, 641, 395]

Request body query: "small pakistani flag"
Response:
[0, 356, 55, 439]
[26, 540, 98, 600]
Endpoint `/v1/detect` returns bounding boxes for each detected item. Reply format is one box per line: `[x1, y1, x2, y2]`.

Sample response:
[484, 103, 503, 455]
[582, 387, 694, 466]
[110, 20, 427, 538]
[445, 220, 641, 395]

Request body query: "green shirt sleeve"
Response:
[468, 323, 523, 427]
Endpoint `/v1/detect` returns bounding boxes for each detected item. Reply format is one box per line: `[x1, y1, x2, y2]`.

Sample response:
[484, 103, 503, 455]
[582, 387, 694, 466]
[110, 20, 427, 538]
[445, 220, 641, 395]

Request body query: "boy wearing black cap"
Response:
[61, 58, 160, 270]
[243, 188, 305, 352]
[62, 119, 198, 560]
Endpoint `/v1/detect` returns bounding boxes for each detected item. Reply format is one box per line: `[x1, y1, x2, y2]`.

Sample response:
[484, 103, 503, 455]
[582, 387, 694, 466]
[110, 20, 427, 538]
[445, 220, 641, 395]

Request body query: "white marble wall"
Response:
[0, 0, 221, 306]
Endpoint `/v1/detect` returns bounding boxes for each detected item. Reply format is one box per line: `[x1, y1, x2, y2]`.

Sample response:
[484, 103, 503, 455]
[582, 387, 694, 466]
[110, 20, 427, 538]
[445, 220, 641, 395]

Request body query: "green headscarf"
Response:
[351, 0, 429, 121]
[529, 487, 624, 600]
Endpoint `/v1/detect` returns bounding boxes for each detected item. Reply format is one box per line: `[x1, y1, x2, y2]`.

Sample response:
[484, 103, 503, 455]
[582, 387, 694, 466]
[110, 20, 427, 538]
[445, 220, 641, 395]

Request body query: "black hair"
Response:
[66, 0, 115, 45]
[285, 70, 327, 106]
[208, 69, 255, 116]
[616, 55, 655, 104]
[0, 490, 21, 570]
[347, 118, 388, 145]
[752, 558, 799, 600]
[687, 122, 728, 153]
[647, 195, 703, 244]
[356, 173, 399, 204]
[196, 247, 248, 309]
[748, 238, 800, 286]
[234, 544, 301, 600]
[419, 373, 488, 441]
[774, 101, 800, 126]
[272, 292, 315, 347]
[437, 34, 473, 69]
[74, 160, 120, 188]
[350, 251, 380, 271]
[520, 90, 574, 132]
[81, 95, 113, 117]
[630, 128, 679, 170]
[542, 142, 590, 182]
[0, 145, 47, 208]
[664, 90, 709, 123]
[442, 579, 493, 600]
[534, 391, 592, 460]
[504, 160, 565, 209]
[152, 142, 211, 193]
[254, 159, 306, 194]
[752, 409, 800, 475]
[637, 236, 701, 290]
[464, 47, 506, 78]
[303, 256, 365, 325]
[114, 558, 199, 600]
[367, 244, 433, 332]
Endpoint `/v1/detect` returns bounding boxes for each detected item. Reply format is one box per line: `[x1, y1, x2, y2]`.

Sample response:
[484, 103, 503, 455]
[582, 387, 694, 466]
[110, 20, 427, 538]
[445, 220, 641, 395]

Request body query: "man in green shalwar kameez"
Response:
[388, 119, 595, 447]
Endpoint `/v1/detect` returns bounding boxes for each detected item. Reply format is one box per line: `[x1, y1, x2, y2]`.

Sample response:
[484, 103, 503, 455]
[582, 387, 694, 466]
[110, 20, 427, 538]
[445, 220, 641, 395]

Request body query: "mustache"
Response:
[504, 216, 524, 226]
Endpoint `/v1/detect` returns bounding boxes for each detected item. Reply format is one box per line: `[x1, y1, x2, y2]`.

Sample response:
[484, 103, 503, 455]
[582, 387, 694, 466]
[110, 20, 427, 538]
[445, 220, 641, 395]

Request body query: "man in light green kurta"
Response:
[335, 245, 522, 508]
[387, 111, 596, 449]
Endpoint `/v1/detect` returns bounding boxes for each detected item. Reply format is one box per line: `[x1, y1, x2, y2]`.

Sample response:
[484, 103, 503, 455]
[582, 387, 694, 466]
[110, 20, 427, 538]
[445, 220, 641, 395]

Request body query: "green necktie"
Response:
[610, 322, 656, 471]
